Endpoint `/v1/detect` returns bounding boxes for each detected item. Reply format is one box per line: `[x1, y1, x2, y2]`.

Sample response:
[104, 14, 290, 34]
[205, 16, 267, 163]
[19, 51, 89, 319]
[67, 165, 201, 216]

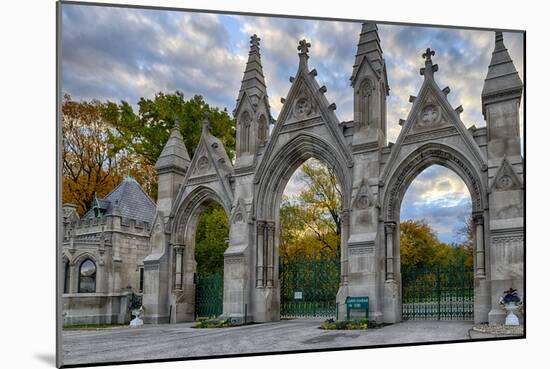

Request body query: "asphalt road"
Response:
[62, 319, 475, 366]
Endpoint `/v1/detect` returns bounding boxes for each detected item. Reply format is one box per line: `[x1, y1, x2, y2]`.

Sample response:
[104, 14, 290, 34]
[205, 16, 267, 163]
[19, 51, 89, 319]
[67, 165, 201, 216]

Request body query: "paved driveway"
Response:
[62, 320, 474, 366]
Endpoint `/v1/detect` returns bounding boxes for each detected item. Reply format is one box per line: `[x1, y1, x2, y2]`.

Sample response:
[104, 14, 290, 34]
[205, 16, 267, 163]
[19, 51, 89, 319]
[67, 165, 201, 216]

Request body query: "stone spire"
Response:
[234, 34, 268, 114]
[350, 22, 387, 87]
[201, 112, 211, 136]
[155, 119, 191, 219]
[155, 119, 191, 175]
[482, 32, 523, 118]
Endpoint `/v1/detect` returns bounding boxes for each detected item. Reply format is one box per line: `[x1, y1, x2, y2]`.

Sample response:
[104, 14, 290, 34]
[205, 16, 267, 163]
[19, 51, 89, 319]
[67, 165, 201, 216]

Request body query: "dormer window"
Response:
[91, 196, 109, 218]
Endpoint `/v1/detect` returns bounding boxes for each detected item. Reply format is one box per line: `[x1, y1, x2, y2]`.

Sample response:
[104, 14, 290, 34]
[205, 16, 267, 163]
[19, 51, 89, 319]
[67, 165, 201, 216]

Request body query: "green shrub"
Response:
[193, 317, 233, 328]
[320, 318, 369, 330]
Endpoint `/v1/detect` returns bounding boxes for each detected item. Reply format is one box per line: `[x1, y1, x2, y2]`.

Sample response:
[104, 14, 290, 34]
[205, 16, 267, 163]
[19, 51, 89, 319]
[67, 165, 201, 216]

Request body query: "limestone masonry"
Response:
[61, 24, 524, 325]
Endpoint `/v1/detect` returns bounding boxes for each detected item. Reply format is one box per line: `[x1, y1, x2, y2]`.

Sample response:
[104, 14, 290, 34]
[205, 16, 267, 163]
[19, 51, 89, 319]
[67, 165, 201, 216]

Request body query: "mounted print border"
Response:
[56, 1, 526, 367]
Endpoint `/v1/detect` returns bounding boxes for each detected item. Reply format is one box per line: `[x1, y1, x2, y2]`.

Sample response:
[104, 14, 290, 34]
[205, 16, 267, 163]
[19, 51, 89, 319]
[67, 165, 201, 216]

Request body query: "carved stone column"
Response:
[384, 222, 396, 281]
[266, 222, 275, 287]
[256, 221, 265, 287]
[473, 213, 486, 277]
[174, 245, 184, 290]
[340, 210, 350, 285]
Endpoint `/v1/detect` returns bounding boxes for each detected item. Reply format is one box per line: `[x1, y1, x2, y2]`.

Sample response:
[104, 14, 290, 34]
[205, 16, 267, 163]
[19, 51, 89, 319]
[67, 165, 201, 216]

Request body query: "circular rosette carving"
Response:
[294, 96, 313, 119]
[196, 156, 210, 173]
[417, 104, 441, 128]
[355, 194, 371, 209]
[497, 175, 514, 190]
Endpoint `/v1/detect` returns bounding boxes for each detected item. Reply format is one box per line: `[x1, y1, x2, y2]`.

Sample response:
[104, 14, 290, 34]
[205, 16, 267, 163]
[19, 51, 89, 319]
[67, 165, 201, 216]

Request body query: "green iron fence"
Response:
[402, 265, 474, 320]
[195, 272, 223, 318]
[279, 255, 340, 319]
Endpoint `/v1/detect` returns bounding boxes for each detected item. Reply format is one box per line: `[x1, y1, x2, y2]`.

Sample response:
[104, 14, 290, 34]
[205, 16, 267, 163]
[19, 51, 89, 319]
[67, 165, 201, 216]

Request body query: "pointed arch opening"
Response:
[278, 158, 343, 319]
[399, 165, 474, 320]
[382, 144, 486, 322]
[254, 133, 352, 321]
[171, 186, 231, 321]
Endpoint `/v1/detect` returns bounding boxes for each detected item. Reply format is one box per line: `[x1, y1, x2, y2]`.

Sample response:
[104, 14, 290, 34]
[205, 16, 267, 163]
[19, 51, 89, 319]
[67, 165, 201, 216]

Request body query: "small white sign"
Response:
[294, 291, 303, 300]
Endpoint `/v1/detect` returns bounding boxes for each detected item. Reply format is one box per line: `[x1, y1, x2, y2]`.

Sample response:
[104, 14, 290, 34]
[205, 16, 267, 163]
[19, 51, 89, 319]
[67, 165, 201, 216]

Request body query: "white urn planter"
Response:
[503, 303, 520, 326]
[130, 307, 144, 328]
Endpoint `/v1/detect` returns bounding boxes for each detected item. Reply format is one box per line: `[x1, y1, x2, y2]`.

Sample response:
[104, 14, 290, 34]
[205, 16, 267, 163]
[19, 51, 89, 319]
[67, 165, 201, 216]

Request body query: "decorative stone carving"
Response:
[491, 233, 524, 247]
[353, 180, 374, 210]
[294, 95, 313, 119]
[196, 156, 210, 173]
[497, 175, 513, 190]
[240, 110, 252, 153]
[491, 158, 522, 192]
[358, 79, 373, 128]
[230, 198, 248, 224]
[349, 243, 375, 255]
[418, 104, 441, 128]
[225, 256, 244, 265]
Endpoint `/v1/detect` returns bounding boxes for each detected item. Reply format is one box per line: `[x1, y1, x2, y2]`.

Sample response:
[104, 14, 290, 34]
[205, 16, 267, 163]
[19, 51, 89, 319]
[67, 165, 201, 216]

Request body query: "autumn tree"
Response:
[454, 215, 474, 268]
[279, 159, 342, 259]
[62, 94, 156, 215]
[400, 219, 473, 269]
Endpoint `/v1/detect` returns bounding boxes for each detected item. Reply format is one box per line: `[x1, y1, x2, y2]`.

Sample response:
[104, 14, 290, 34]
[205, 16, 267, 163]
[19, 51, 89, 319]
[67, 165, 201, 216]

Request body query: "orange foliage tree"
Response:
[61, 94, 155, 215]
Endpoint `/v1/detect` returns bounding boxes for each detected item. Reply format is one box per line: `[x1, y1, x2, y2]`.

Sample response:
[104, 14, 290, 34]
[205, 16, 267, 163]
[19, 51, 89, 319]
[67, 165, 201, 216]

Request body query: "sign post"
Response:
[345, 296, 369, 321]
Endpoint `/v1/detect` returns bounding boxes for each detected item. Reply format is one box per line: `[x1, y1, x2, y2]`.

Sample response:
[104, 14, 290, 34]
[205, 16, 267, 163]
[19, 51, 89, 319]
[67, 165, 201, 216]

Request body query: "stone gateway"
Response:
[62, 24, 524, 326]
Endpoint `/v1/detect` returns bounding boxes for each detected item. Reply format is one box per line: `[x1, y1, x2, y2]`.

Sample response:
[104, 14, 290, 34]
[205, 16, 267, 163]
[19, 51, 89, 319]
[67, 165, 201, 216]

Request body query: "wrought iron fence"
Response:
[279, 255, 340, 318]
[195, 272, 223, 318]
[402, 265, 474, 320]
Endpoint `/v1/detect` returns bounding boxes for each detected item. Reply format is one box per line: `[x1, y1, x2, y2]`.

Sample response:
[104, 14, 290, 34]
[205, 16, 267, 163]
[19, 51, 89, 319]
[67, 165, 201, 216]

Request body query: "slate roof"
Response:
[83, 176, 156, 224]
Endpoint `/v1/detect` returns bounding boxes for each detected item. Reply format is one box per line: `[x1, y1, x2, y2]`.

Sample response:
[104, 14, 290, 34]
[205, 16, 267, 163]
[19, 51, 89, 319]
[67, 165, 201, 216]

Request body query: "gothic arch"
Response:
[239, 110, 252, 154]
[382, 143, 486, 222]
[171, 185, 231, 245]
[72, 252, 98, 267]
[258, 114, 268, 144]
[255, 132, 352, 220]
[358, 77, 374, 128]
[169, 185, 231, 319]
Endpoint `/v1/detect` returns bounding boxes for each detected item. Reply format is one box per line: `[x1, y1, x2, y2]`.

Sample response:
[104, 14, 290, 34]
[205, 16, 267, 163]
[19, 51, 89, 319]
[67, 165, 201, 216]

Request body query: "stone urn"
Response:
[499, 288, 521, 326]
[130, 306, 144, 328]
[503, 303, 520, 326]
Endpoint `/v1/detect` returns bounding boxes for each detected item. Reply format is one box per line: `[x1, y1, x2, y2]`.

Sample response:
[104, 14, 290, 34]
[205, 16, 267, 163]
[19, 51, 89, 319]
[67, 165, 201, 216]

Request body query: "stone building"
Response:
[61, 176, 156, 324]
[61, 23, 524, 326]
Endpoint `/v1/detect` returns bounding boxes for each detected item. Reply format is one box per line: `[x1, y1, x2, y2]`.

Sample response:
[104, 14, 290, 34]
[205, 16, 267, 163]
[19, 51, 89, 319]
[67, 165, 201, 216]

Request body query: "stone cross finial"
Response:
[298, 39, 311, 54]
[422, 48, 435, 62]
[250, 34, 261, 48]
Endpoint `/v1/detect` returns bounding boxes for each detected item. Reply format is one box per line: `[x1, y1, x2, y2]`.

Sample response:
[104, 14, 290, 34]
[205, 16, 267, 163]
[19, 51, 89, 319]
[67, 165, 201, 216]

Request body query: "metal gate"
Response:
[195, 273, 223, 318]
[279, 255, 340, 318]
[402, 265, 473, 320]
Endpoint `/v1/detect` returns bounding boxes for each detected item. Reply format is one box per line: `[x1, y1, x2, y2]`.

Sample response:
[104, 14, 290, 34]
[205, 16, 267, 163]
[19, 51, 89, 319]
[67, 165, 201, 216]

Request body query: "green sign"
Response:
[345, 296, 369, 320]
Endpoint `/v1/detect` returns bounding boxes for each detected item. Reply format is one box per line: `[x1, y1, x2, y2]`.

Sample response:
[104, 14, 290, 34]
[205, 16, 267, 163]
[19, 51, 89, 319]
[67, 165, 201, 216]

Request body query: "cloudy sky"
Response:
[61, 4, 524, 244]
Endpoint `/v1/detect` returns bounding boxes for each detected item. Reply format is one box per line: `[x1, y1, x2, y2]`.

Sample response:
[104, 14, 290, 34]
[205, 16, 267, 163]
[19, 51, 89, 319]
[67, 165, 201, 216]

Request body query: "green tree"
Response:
[103, 92, 235, 199]
[104, 92, 236, 166]
[279, 159, 342, 259]
[195, 203, 229, 274]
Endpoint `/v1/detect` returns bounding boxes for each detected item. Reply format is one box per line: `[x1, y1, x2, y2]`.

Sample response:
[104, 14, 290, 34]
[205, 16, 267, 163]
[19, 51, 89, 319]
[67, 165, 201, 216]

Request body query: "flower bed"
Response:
[320, 318, 371, 330]
[193, 317, 235, 328]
